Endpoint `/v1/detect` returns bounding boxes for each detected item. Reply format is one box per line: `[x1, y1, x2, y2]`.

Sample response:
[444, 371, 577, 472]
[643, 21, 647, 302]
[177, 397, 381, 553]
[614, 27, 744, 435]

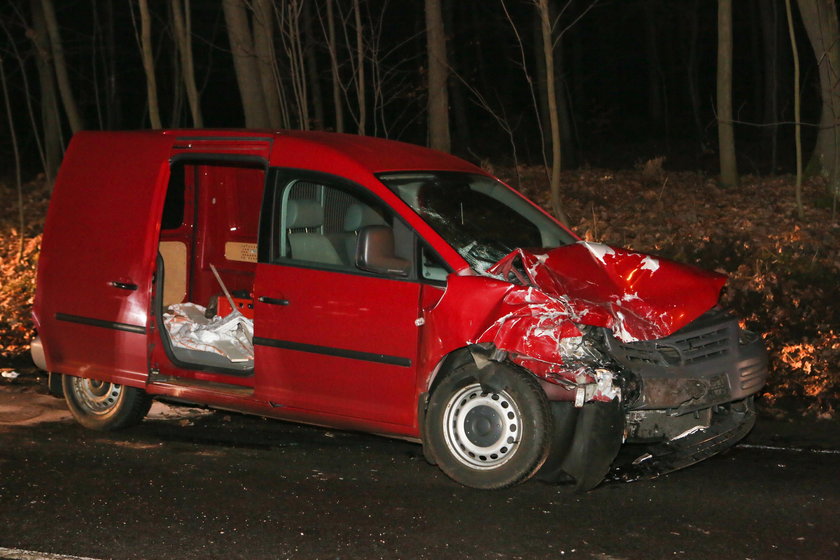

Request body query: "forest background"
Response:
[0, 0, 838, 417]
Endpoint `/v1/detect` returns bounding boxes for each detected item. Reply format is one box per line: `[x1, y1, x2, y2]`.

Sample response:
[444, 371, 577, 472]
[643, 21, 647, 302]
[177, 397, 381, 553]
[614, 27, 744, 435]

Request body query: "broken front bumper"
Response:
[610, 397, 757, 481]
[521, 309, 768, 489]
[604, 309, 769, 415]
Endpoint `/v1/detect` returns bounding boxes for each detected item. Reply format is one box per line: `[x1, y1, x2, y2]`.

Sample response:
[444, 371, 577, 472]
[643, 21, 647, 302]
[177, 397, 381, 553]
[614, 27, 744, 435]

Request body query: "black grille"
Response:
[606, 311, 735, 369]
[673, 326, 731, 364]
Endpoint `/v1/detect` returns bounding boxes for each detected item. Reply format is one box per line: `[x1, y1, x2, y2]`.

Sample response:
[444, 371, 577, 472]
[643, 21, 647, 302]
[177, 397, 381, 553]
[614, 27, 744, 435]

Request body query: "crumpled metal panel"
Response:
[486, 242, 727, 344]
[422, 242, 727, 403]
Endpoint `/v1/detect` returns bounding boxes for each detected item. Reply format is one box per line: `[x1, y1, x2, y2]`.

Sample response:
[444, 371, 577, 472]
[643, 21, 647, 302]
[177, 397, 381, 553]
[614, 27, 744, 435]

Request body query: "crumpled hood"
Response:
[485, 241, 727, 344]
[420, 241, 727, 395]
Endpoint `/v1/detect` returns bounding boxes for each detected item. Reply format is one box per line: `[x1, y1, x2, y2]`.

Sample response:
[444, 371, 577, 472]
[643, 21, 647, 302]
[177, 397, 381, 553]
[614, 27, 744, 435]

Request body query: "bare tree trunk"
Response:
[325, 0, 344, 132]
[223, 0, 270, 127]
[534, 10, 550, 154]
[445, 0, 471, 154]
[796, 0, 840, 193]
[29, 0, 62, 181]
[425, 0, 450, 152]
[538, 0, 569, 225]
[40, 0, 83, 132]
[303, 2, 325, 130]
[748, 0, 764, 124]
[760, 0, 780, 172]
[169, 33, 185, 127]
[279, 0, 310, 129]
[686, 0, 704, 147]
[90, 0, 104, 128]
[367, 15, 388, 138]
[0, 56, 25, 259]
[172, 0, 203, 127]
[136, 0, 161, 129]
[555, 34, 577, 168]
[353, 0, 366, 135]
[785, 0, 805, 218]
[253, 0, 282, 128]
[533, 5, 576, 169]
[104, 0, 120, 128]
[717, 0, 739, 187]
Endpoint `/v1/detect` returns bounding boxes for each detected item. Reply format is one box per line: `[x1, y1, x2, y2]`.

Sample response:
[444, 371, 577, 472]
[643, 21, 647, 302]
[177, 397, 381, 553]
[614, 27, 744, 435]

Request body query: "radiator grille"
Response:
[607, 312, 735, 368]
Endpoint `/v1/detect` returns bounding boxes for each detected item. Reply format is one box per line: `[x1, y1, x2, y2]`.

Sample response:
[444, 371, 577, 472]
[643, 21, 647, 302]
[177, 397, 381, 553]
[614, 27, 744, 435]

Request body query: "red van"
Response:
[30, 130, 768, 490]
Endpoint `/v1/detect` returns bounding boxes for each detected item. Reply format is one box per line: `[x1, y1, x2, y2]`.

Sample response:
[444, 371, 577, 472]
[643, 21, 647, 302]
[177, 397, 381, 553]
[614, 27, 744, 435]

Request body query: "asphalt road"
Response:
[1, 381, 839, 560]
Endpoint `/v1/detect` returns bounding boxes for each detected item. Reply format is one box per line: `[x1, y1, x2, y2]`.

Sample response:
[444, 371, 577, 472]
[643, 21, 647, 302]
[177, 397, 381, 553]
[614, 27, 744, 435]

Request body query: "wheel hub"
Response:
[463, 405, 504, 447]
[71, 377, 122, 415]
[443, 383, 522, 469]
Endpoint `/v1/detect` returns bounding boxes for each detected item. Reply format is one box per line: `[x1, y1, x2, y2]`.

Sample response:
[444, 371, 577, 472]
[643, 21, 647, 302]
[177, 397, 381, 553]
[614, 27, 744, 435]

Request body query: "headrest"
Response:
[287, 200, 324, 229]
[344, 204, 386, 232]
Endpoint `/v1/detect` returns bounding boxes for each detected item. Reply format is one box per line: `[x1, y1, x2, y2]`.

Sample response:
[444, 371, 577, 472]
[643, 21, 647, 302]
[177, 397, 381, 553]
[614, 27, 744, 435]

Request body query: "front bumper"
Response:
[604, 309, 769, 414]
[613, 397, 756, 480]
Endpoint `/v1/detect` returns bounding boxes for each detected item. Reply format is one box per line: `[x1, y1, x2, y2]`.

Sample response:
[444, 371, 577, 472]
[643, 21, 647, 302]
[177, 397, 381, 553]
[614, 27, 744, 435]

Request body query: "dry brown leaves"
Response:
[0, 176, 49, 361]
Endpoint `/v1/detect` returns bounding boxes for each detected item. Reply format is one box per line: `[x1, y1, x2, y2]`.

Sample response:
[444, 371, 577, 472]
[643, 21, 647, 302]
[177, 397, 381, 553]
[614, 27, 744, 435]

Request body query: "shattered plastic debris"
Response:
[164, 303, 254, 362]
[671, 425, 706, 440]
[607, 400, 757, 483]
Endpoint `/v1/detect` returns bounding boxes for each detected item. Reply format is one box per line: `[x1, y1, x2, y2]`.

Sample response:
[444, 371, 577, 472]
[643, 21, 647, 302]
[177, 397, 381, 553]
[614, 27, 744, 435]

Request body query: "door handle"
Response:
[258, 296, 289, 306]
[111, 281, 138, 291]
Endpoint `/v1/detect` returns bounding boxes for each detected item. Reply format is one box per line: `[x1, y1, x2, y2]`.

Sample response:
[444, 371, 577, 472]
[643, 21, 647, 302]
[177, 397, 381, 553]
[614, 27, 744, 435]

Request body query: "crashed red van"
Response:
[31, 129, 768, 490]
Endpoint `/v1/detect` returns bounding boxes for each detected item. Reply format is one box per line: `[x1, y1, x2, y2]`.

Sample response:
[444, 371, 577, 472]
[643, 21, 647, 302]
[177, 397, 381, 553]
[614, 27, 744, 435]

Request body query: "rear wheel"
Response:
[62, 374, 152, 431]
[424, 362, 551, 489]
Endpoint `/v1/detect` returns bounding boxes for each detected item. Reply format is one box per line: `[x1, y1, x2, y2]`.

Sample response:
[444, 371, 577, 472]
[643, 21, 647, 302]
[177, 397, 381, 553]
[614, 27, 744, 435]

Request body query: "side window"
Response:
[269, 178, 414, 277]
[421, 245, 450, 283]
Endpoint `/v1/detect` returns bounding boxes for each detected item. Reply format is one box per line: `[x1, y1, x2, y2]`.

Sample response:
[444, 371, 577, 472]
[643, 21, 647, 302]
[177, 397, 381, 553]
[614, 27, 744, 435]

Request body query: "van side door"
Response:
[253, 171, 421, 427]
[34, 132, 172, 386]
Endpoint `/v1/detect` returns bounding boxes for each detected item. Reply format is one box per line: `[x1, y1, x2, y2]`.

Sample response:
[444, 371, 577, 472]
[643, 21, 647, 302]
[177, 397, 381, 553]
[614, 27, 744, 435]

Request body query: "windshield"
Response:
[379, 172, 576, 272]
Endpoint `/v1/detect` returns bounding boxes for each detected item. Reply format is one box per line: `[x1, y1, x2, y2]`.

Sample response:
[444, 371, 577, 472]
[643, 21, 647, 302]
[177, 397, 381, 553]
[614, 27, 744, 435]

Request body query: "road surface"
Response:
[1, 378, 838, 560]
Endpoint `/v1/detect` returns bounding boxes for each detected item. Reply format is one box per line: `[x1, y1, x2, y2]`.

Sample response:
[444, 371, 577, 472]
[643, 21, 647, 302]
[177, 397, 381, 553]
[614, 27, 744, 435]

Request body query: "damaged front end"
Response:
[604, 307, 767, 482]
[453, 242, 769, 490]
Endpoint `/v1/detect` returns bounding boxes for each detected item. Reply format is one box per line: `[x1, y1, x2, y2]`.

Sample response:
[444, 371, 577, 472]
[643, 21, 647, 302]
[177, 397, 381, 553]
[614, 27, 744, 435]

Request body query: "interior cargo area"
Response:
[156, 159, 264, 374]
[154, 159, 400, 376]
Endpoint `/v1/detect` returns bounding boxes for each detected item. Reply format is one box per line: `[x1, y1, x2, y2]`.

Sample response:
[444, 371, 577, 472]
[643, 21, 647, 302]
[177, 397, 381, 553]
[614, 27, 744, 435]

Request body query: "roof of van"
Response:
[154, 129, 482, 176]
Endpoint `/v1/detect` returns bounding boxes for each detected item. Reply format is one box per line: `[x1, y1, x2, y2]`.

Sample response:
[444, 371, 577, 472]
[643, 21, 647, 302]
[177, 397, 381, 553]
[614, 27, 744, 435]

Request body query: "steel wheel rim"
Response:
[442, 383, 521, 469]
[71, 377, 122, 415]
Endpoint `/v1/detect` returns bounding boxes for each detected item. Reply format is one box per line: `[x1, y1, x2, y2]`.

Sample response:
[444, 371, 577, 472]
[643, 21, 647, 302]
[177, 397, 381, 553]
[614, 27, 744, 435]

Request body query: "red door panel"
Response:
[253, 264, 421, 426]
[34, 132, 173, 385]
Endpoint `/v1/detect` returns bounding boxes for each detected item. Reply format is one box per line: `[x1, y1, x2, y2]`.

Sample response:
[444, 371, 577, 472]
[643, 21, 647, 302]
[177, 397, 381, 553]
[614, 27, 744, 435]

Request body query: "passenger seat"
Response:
[286, 200, 343, 265]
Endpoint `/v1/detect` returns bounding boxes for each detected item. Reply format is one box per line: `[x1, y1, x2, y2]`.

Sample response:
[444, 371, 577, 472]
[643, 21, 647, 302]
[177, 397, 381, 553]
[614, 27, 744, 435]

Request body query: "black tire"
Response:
[62, 374, 152, 431]
[424, 362, 552, 489]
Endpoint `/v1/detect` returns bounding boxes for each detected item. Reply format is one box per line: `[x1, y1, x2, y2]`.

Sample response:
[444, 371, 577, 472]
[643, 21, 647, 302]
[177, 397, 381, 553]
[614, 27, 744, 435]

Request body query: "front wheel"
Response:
[62, 374, 152, 431]
[424, 362, 552, 489]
